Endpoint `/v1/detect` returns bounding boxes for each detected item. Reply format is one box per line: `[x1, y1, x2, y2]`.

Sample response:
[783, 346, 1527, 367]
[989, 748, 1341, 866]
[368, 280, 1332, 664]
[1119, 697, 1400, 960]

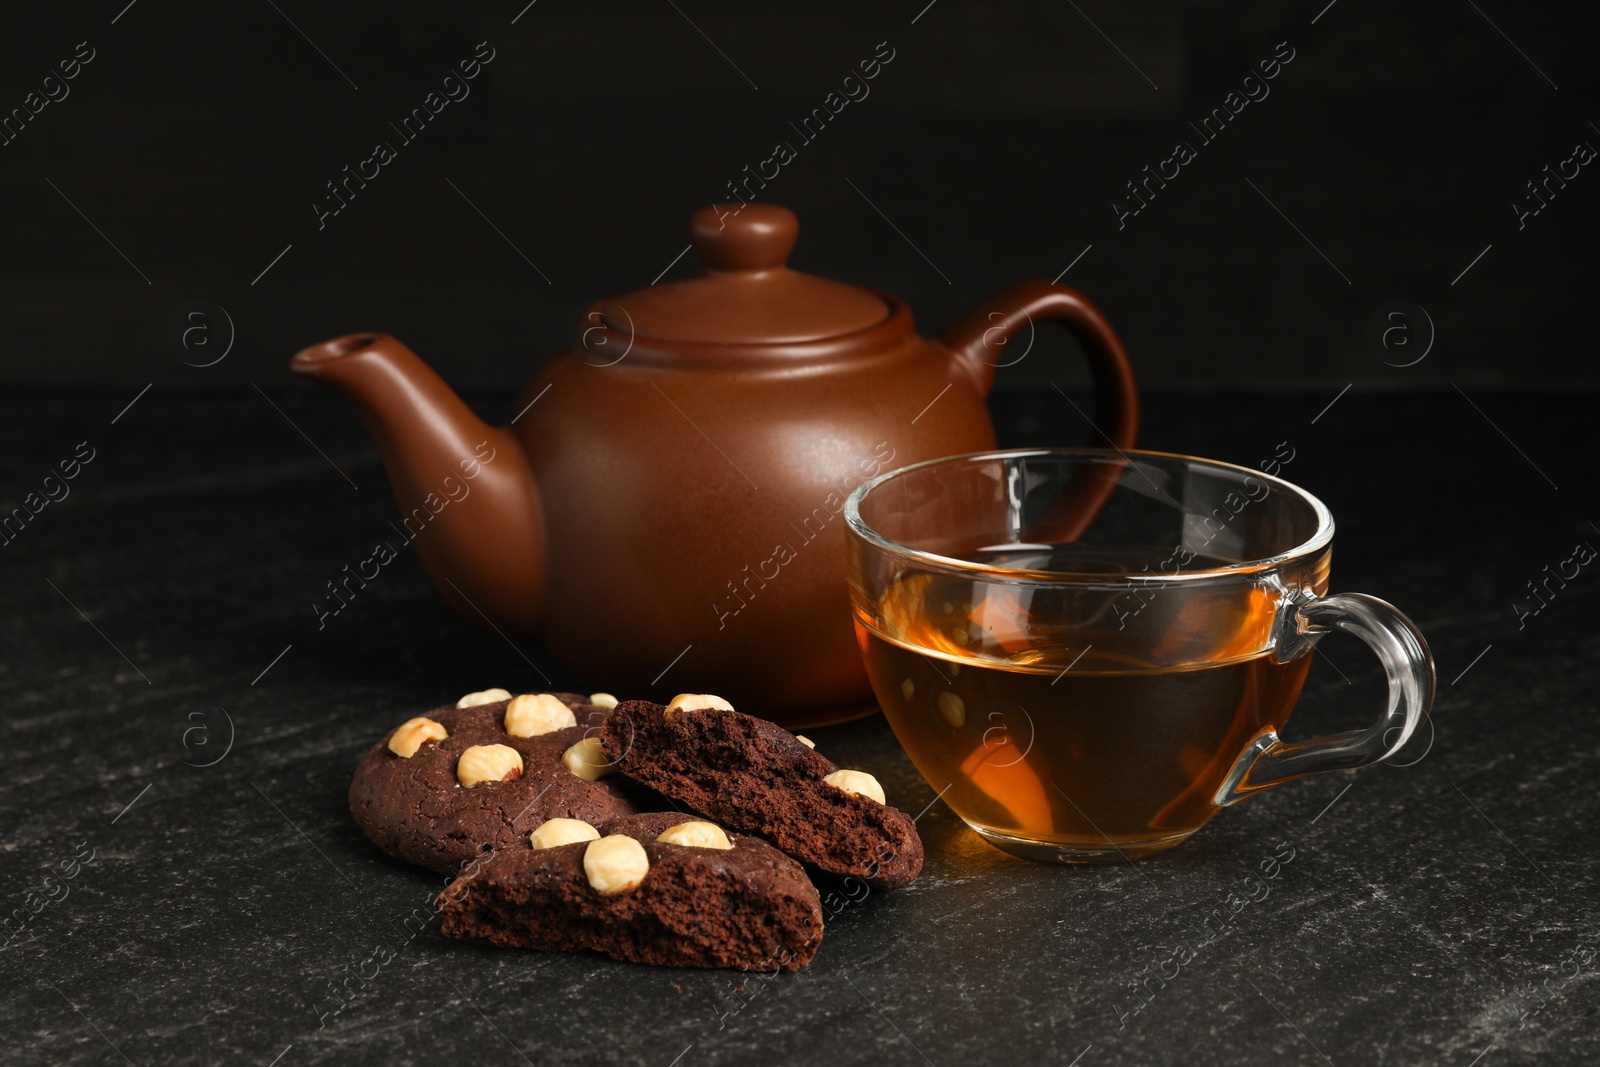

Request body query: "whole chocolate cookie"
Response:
[599, 697, 923, 889]
[436, 811, 824, 971]
[349, 691, 649, 874]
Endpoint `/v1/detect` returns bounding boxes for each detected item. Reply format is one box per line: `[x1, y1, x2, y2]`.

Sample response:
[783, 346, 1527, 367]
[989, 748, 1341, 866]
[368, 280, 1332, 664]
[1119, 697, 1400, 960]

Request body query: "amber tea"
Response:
[856, 546, 1314, 861]
[846, 448, 1434, 864]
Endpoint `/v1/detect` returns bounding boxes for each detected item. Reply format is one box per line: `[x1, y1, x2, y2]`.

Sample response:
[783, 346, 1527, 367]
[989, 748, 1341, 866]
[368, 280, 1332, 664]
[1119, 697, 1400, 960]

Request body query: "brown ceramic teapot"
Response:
[291, 203, 1138, 727]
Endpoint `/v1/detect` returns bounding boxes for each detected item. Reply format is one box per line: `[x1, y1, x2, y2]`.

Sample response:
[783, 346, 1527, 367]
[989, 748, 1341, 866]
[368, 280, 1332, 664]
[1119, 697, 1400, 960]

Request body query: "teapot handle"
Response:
[939, 280, 1140, 448]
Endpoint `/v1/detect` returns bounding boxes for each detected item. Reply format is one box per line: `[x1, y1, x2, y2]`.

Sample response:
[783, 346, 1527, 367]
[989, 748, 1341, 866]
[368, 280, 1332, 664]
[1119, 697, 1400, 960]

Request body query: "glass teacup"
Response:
[844, 448, 1434, 862]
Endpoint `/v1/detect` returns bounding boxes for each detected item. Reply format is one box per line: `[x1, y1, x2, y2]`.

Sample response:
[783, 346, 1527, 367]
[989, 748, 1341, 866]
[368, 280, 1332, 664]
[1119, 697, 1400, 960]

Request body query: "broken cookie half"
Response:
[436, 812, 823, 971]
[599, 696, 924, 889]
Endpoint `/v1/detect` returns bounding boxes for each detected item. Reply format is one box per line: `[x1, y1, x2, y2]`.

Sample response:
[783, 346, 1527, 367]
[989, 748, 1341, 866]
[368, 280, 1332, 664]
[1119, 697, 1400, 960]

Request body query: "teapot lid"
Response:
[600, 204, 889, 343]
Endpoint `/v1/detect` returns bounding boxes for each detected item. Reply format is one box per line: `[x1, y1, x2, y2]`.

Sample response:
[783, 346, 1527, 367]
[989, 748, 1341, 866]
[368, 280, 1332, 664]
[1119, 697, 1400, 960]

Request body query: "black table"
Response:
[2, 386, 1593, 1066]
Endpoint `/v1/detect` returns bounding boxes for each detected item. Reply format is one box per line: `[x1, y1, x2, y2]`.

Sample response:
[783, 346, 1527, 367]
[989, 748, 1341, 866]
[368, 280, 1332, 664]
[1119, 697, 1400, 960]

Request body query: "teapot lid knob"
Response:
[596, 202, 887, 344]
[690, 203, 798, 272]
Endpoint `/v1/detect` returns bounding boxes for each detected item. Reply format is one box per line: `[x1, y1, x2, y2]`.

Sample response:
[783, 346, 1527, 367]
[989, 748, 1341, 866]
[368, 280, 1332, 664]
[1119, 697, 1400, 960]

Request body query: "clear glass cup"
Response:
[844, 448, 1434, 862]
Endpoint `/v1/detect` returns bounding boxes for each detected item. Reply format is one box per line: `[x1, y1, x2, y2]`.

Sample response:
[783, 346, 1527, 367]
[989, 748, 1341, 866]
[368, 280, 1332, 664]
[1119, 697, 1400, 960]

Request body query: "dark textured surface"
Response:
[0, 385, 1595, 1065]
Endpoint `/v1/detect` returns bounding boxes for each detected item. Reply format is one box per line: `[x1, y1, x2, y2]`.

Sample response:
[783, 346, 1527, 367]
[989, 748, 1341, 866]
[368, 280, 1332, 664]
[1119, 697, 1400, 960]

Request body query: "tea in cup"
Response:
[844, 448, 1434, 862]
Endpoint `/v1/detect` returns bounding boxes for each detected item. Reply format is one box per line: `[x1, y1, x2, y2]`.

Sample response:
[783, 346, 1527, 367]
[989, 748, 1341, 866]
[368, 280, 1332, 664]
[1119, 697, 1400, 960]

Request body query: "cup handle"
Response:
[1214, 593, 1436, 807]
[939, 280, 1140, 448]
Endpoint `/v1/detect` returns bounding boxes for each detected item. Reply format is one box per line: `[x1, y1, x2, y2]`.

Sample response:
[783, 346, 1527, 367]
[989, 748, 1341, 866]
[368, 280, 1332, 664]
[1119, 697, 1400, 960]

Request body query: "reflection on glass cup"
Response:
[845, 448, 1434, 863]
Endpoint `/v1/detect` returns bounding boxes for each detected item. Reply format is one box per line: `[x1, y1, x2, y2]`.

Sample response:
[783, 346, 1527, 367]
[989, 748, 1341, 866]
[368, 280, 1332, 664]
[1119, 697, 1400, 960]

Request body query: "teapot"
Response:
[291, 203, 1139, 727]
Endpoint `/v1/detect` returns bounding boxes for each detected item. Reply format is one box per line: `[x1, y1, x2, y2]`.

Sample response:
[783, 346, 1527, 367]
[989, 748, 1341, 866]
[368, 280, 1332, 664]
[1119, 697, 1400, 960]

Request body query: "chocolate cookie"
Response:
[349, 690, 648, 874]
[599, 696, 923, 889]
[436, 811, 823, 971]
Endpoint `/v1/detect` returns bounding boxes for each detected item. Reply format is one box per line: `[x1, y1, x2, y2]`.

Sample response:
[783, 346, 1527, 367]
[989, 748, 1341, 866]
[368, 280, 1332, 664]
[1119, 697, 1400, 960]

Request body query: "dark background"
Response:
[0, 0, 1595, 391]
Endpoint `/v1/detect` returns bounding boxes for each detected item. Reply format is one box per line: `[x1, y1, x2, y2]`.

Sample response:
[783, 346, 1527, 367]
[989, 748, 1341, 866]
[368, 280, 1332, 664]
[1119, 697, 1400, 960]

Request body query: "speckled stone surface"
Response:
[0, 387, 1594, 1066]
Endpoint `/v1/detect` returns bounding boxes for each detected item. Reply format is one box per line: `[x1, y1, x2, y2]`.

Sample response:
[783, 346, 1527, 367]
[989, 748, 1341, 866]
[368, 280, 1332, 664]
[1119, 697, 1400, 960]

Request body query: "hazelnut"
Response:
[588, 692, 619, 709]
[388, 716, 448, 758]
[664, 693, 734, 720]
[456, 744, 523, 787]
[584, 835, 650, 896]
[795, 735, 816, 749]
[504, 693, 577, 738]
[530, 818, 600, 850]
[937, 691, 966, 727]
[657, 820, 733, 850]
[562, 737, 616, 781]
[456, 687, 512, 709]
[900, 677, 915, 702]
[824, 769, 886, 805]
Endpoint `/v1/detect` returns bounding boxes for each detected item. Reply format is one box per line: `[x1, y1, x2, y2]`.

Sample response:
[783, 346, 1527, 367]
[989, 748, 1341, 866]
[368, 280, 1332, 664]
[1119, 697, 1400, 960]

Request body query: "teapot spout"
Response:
[290, 333, 547, 636]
